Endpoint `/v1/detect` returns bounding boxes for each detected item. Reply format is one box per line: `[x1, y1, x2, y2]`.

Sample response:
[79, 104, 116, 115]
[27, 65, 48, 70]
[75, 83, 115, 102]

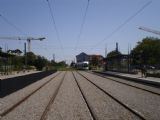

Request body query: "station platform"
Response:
[93, 71, 160, 87]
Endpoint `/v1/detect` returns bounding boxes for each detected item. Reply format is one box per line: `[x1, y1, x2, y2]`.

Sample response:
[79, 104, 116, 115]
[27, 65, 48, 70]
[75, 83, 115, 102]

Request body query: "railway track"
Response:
[0, 72, 62, 118]
[73, 71, 146, 120]
[1, 71, 159, 120]
[72, 72, 96, 120]
[90, 71, 160, 96]
[42, 71, 93, 120]
[40, 72, 66, 120]
[77, 71, 160, 120]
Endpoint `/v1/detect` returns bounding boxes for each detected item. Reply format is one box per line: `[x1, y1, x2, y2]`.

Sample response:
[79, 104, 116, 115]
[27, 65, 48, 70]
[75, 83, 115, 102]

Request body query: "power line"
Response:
[90, 0, 152, 49]
[46, 0, 64, 54]
[75, 0, 90, 51]
[0, 14, 49, 53]
[34, 45, 95, 50]
[0, 14, 27, 36]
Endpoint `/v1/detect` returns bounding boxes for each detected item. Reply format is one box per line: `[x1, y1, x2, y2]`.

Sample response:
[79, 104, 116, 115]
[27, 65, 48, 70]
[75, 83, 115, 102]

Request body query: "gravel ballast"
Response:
[1, 70, 159, 120]
[1, 72, 65, 120]
[92, 71, 160, 94]
[74, 72, 141, 120]
[0, 72, 59, 114]
[80, 71, 160, 120]
[45, 72, 93, 120]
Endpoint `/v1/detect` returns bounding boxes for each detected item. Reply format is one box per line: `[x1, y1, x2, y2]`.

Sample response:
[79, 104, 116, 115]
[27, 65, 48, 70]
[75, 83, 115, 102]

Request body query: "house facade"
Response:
[76, 52, 89, 63]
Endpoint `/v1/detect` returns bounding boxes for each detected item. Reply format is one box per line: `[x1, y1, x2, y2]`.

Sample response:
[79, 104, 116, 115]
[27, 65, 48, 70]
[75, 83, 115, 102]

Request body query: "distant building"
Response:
[76, 52, 104, 63]
[76, 52, 104, 70]
[103, 42, 133, 73]
[104, 54, 132, 72]
[88, 54, 104, 69]
[89, 54, 104, 63]
[76, 52, 89, 63]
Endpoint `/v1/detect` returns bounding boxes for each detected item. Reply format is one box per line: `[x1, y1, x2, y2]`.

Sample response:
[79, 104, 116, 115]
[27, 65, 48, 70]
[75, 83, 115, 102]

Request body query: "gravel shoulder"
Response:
[80, 71, 160, 120]
[45, 71, 93, 120]
[2, 73, 64, 120]
[74, 72, 141, 120]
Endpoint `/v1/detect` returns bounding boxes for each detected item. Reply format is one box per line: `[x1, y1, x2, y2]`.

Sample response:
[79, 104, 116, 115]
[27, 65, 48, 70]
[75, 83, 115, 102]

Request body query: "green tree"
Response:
[34, 55, 48, 70]
[26, 52, 36, 66]
[131, 37, 160, 66]
[12, 56, 23, 70]
[57, 61, 67, 67]
[70, 61, 75, 67]
[14, 49, 22, 56]
[0, 47, 2, 53]
[107, 50, 121, 58]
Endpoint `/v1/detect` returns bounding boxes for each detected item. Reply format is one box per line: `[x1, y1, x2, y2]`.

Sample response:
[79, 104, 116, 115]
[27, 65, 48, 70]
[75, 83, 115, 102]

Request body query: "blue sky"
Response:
[0, 0, 160, 63]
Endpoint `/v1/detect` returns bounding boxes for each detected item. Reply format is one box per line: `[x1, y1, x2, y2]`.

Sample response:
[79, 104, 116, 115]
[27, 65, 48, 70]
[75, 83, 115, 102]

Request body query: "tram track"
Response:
[40, 72, 66, 120]
[1, 71, 159, 120]
[42, 71, 93, 120]
[72, 72, 96, 120]
[74, 71, 146, 120]
[0, 72, 62, 117]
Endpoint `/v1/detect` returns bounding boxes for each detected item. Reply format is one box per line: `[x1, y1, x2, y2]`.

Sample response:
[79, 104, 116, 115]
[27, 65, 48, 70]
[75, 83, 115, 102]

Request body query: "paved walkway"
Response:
[103, 71, 160, 84]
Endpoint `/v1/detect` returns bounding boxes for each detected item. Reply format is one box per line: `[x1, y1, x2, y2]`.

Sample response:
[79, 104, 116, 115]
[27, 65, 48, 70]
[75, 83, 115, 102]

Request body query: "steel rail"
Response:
[40, 71, 66, 120]
[72, 71, 96, 120]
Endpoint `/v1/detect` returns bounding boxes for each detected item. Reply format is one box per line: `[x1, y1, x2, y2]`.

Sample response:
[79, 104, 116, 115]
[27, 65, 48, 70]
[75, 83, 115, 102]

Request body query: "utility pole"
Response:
[128, 43, 130, 72]
[5, 43, 8, 75]
[27, 39, 31, 52]
[116, 42, 118, 52]
[24, 43, 27, 69]
[127, 43, 132, 73]
[53, 54, 55, 62]
[105, 44, 107, 57]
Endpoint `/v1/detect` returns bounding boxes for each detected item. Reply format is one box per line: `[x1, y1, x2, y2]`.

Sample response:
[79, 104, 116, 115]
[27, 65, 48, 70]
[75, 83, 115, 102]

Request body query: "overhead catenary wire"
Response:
[0, 14, 48, 54]
[46, 0, 64, 55]
[0, 13, 27, 52]
[33, 44, 95, 50]
[0, 14, 27, 36]
[0, 6, 62, 57]
[75, 0, 90, 51]
[90, 0, 152, 50]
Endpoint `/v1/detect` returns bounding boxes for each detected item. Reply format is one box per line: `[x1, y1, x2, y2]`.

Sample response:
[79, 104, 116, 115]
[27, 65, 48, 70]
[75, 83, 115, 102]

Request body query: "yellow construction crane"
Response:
[0, 36, 45, 52]
[139, 26, 160, 36]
